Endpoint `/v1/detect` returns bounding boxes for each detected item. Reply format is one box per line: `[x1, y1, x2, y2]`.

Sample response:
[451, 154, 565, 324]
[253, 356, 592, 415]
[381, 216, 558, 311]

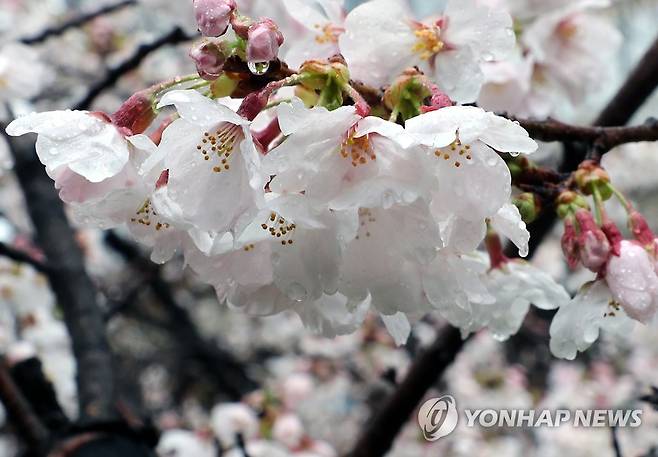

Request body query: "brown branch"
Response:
[510, 117, 658, 154]
[74, 27, 197, 111]
[0, 357, 50, 454]
[0, 241, 50, 274]
[20, 0, 137, 45]
[104, 231, 258, 400]
[345, 326, 466, 457]
[1, 130, 116, 424]
[596, 34, 658, 127]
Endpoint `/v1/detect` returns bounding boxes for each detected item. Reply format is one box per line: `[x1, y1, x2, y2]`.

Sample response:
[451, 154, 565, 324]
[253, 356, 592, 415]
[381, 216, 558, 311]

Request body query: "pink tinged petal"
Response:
[338, 0, 417, 88]
[380, 312, 411, 346]
[6, 111, 130, 183]
[478, 113, 538, 154]
[606, 240, 658, 323]
[193, 0, 236, 37]
[490, 203, 530, 257]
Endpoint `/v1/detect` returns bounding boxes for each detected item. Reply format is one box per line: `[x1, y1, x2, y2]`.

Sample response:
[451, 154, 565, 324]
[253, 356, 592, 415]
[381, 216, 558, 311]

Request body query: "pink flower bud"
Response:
[575, 210, 610, 272]
[193, 0, 236, 37]
[111, 90, 157, 135]
[602, 221, 623, 257]
[247, 19, 284, 63]
[561, 217, 579, 270]
[606, 240, 658, 323]
[189, 41, 226, 81]
[629, 209, 656, 246]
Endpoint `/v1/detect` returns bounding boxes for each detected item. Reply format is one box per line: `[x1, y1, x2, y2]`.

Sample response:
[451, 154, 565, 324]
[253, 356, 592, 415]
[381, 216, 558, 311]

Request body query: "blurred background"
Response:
[1, 1, 658, 456]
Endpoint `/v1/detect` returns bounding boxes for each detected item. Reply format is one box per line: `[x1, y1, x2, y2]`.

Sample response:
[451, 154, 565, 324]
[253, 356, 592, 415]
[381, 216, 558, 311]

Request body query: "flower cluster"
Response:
[4, 0, 651, 359]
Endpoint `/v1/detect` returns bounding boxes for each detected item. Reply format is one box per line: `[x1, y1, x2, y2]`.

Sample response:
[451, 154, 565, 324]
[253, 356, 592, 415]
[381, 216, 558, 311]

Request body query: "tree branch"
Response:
[346, 326, 466, 457]
[0, 241, 50, 274]
[20, 0, 138, 45]
[0, 357, 50, 455]
[2, 130, 116, 424]
[510, 117, 658, 154]
[596, 34, 658, 127]
[74, 27, 196, 111]
[104, 231, 257, 400]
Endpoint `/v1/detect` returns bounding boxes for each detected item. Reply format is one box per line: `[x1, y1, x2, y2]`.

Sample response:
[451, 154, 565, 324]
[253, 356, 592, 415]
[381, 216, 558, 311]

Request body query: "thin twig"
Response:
[74, 27, 196, 111]
[0, 241, 50, 274]
[346, 326, 466, 457]
[0, 357, 50, 454]
[20, 0, 138, 45]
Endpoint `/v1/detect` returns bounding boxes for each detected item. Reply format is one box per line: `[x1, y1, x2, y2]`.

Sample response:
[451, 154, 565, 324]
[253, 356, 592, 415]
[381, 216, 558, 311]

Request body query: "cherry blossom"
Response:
[282, 0, 346, 69]
[339, 0, 515, 102]
[154, 90, 264, 233]
[404, 105, 537, 250]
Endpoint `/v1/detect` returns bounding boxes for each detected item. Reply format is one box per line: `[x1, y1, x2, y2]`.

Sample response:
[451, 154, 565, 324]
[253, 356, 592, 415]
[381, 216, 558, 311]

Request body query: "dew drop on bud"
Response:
[248, 61, 270, 75]
[287, 282, 308, 302]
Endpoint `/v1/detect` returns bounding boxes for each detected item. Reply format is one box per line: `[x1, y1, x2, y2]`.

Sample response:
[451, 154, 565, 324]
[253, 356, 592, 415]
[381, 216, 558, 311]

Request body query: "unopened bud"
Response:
[575, 210, 610, 272]
[561, 216, 579, 270]
[629, 208, 656, 246]
[513, 193, 540, 224]
[193, 0, 236, 37]
[556, 191, 589, 219]
[190, 41, 226, 81]
[247, 18, 284, 64]
[384, 69, 432, 120]
[574, 160, 612, 199]
[111, 90, 156, 135]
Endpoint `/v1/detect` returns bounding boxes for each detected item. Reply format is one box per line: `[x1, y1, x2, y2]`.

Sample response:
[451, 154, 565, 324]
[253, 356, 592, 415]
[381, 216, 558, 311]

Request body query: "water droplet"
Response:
[287, 282, 308, 302]
[248, 61, 270, 75]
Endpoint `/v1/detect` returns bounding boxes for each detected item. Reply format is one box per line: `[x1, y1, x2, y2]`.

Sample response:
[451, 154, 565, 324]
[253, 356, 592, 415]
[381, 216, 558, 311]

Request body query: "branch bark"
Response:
[0, 241, 50, 274]
[345, 326, 466, 457]
[0, 357, 50, 455]
[20, 0, 138, 45]
[104, 232, 258, 400]
[74, 27, 196, 111]
[2, 131, 116, 424]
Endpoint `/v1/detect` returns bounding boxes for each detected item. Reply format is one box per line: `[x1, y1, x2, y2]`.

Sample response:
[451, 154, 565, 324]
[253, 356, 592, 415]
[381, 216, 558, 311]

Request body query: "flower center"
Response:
[259, 212, 296, 247]
[196, 123, 242, 174]
[411, 24, 444, 61]
[556, 18, 578, 41]
[340, 132, 376, 167]
[355, 208, 376, 240]
[434, 139, 471, 168]
[130, 199, 171, 231]
[314, 23, 344, 44]
[604, 300, 621, 318]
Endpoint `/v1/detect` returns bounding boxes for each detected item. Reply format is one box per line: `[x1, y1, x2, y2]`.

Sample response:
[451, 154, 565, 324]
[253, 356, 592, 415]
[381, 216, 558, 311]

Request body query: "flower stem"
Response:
[343, 83, 371, 117]
[591, 185, 607, 225]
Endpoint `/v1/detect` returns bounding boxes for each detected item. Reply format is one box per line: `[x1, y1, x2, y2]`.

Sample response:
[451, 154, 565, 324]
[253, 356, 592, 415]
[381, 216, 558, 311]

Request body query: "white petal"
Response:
[7, 111, 129, 183]
[339, 0, 416, 87]
[404, 106, 488, 147]
[434, 46, 485, 104]
[490, 203, 529, 257]
[380, 312, 411, 346]
[549, 281, 614, 359]
[478, 113, 538, 154]
[157, 90, 247, 128]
